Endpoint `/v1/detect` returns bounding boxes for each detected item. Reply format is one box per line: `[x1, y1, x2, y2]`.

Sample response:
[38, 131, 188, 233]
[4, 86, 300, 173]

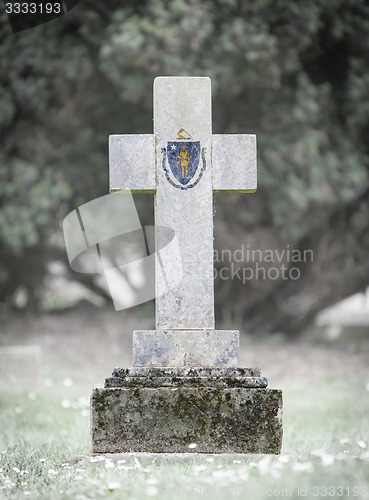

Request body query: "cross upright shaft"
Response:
[109, 77, 256, 336]
[154, 77, 213, 329]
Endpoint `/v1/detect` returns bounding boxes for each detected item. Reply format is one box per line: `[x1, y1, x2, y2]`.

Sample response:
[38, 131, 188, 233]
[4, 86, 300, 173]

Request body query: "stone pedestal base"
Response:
[133, 330, 240, 367]
[91, 367, 283, 454]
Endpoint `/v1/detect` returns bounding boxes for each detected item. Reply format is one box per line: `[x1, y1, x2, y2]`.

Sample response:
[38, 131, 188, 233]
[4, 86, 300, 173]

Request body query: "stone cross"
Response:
[92, 77, 282, 455]
[109, 77, 257, 367]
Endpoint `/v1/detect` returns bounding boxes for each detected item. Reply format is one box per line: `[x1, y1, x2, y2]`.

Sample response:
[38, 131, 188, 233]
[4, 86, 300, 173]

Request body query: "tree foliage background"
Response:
[0, 0, 369, 335]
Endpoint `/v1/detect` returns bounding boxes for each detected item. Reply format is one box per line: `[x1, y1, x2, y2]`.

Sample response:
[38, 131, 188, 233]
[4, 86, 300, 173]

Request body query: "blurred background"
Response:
[1, 0, 369, 385]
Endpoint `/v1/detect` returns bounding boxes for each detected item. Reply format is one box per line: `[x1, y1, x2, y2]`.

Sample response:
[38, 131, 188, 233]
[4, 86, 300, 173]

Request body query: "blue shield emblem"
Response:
[166, 142, 200, 186]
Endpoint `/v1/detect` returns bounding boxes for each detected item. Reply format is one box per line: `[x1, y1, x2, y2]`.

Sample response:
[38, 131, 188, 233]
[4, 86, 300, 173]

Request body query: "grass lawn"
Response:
[1, 376, 369, 499]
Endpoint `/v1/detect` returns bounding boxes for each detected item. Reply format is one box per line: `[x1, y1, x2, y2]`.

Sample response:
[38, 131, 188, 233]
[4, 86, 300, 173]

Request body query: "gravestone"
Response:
[91, 77, 283, 453]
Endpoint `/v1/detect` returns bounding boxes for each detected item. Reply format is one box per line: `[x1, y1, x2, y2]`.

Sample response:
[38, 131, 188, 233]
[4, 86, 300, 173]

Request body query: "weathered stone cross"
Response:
[92, 77, 282, 455]
[109, 76, 257, 366]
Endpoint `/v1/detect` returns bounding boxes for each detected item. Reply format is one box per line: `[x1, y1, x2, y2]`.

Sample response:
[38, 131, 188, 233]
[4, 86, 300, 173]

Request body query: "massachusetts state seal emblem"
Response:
[161, 129, 207, 190]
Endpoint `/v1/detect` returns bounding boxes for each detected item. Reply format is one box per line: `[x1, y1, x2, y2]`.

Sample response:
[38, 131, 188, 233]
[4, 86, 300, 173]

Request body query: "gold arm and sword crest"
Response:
[176, 128, 193, 140]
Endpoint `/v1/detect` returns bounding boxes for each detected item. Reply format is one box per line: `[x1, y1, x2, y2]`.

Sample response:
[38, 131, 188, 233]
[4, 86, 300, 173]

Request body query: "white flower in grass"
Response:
[212, 469, 227, 478]
[146, 486, 159, 496]
[358, 440, 367, 449]
[13, 467, 20, 474]
[78, 396, 89, 407]
[39, 459, 46, 463]
[256, 455, 272, 473]
[104, 462, 114, 469]
[206, 457, 214, 463]
[108, 482, 121, 491]
[188, 443, 197, 449]
[89, 458, 99, 463]
[321, 454, 335, 466]
[271, 468, 281, 479]
[311, 449, 325, 457]
[212, 468, 238, 481]
[193, 464, 207, 471]
[238, 468, 249, 481]
[48, 469, 58, 477]
[4, 477, 14, 487]
[146, 477, 158, 485]
[292, 462, 314, 472]
[61, 400, 70, 409]
[63, 378, 73, 387]
[81, 410, 89, 417]
[24, 491, 31, 496]
[272, 461, 283, 470]
[15, 407, 22, 414]
[116, 459, 126, 464]
[339, 438, 349, 444]
[335, 453, 349, 460]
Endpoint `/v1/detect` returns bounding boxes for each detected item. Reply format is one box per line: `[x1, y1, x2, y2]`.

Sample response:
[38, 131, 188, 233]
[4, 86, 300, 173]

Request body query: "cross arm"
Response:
[212, 134, 257, 192]
[109, 134, 156, 193]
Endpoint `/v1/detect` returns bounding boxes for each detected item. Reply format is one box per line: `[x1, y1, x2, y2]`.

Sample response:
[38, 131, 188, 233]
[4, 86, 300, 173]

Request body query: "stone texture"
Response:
[109, 134, 155, 192]
[133, 329, 239, 367]
[105, 376, 268, 388]
[212, 134, 257, 192]
[91, 387, 283, 454]
[112, 367, 261, 377]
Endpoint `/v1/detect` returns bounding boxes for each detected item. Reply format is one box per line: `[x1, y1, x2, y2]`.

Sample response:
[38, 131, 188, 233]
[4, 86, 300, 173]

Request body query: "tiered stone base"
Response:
[91, 367, 283, 454]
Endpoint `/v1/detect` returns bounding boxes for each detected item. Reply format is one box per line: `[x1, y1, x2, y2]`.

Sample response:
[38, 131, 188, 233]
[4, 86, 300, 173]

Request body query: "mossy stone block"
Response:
[91, 387, 282, 454]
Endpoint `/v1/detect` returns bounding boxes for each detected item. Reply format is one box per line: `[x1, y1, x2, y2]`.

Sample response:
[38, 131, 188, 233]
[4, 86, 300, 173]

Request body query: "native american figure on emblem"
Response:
[176, 144, 190, 179]
[161, 128, 207, 190]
